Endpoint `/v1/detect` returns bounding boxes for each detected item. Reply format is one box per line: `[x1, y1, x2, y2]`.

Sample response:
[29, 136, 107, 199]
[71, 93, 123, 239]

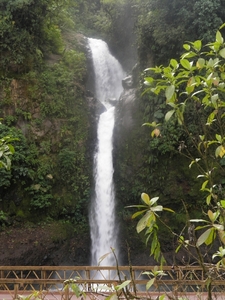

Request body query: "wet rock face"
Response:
[0, 223, 90, 266]
[86, 92, 106, 116]
[115, 65, 139, 131]
[116, 88, 137, 129]
[122, 64, 139, 90]
[122, 75, 134, 89]
[108, 98, 117, 106]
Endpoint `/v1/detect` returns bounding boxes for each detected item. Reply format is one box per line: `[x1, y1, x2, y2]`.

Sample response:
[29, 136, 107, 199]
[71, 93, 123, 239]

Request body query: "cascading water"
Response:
[88, 38, 125, 266]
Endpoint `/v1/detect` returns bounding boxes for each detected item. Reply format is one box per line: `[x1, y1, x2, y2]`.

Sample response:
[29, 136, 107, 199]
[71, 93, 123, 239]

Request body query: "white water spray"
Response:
[88, 38, 124, 266]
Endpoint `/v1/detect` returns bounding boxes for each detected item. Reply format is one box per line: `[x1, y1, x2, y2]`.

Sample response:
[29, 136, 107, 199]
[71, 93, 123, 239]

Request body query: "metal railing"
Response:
[0, 265, 225, 299]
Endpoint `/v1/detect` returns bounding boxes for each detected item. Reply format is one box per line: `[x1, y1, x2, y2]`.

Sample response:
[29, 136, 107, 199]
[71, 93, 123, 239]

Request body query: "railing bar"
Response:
[1, 279, 224, 285]
[33, 270, 40, 280]
[25, 270, 31, 279]
[51, 270, 60, 280]
[1, 265, 225, 296]
[68, 270, 76, 279]
[76, 270, 84, 279]
[90, 269, 99, 280]
[0, 265, 225, 271]
[12, 271, 19, 279]
[5, 271, 10, 279]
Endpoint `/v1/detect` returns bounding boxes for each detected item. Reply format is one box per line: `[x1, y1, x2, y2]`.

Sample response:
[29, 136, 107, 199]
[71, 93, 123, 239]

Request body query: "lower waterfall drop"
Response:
[88, 38, 125, 266]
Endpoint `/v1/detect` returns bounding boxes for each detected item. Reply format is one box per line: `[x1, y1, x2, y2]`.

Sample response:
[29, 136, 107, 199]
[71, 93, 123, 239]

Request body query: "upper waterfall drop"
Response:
[88, 38, 125, 266]
[88, 38, 125, 108]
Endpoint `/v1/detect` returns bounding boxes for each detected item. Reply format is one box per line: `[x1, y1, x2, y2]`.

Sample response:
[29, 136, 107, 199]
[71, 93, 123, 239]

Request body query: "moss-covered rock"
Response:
[0, 32, 98, 233]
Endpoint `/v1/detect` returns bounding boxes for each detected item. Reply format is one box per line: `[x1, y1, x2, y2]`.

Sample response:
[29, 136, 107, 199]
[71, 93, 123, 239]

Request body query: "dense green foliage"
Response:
[0, 0, 94, 229]
[0, 0, 72, 74]
[0, 0, 135, 229]
[113, 0, 225, 255]
[129, 27, 225, 298]
[137, 0, 225, 66]
[0, 133, 16, 170]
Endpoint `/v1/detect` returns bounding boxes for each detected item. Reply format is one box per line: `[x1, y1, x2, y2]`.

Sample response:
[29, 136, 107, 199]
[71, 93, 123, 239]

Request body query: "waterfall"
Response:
[88, 38, 125, 266]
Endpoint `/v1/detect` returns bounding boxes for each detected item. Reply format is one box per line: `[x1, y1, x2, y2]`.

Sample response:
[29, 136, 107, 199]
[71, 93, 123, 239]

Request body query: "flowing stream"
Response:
[88, 38, 125, 266]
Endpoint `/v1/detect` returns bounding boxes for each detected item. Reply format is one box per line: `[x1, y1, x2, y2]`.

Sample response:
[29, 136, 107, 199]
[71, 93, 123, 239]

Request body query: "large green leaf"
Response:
[70, 283, 82, 297]
[200, 180, 208, 191]
[115, 280, 131, 291]
[206, 194, 212, 205]
[206, 111, 216, 125]
[219, 48, 225, 58]
[151, 205, 163, 212]
[213, 224, 224, 231]
[196, 228, 215, 247]
[141, 193, 150, 205]
[183, 44, 190, 51]
[165, 85, 175, 100]
[196, 58, 205, 69]
[193, 40, 202, 51]
[165, 110, 175, 122]
[136, 211, 151, 233]
[208, 210, 214, 222]
[146, 278, 155, 290]
[163, 207, 175, 213]
[216, 31, 224, 44]
[175, 236, 184, 253]
[215, 145, 225, 158]
[207, 210, 220, 224]
[170, 59, 178, 69]
[195, 225, 210, 231]
[132, 209, 148, 219]
[149, 196, 159, 206]
[180, 59, 191, 70]
[144, 77, 154, 86]
[181, 51, 197, 59]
